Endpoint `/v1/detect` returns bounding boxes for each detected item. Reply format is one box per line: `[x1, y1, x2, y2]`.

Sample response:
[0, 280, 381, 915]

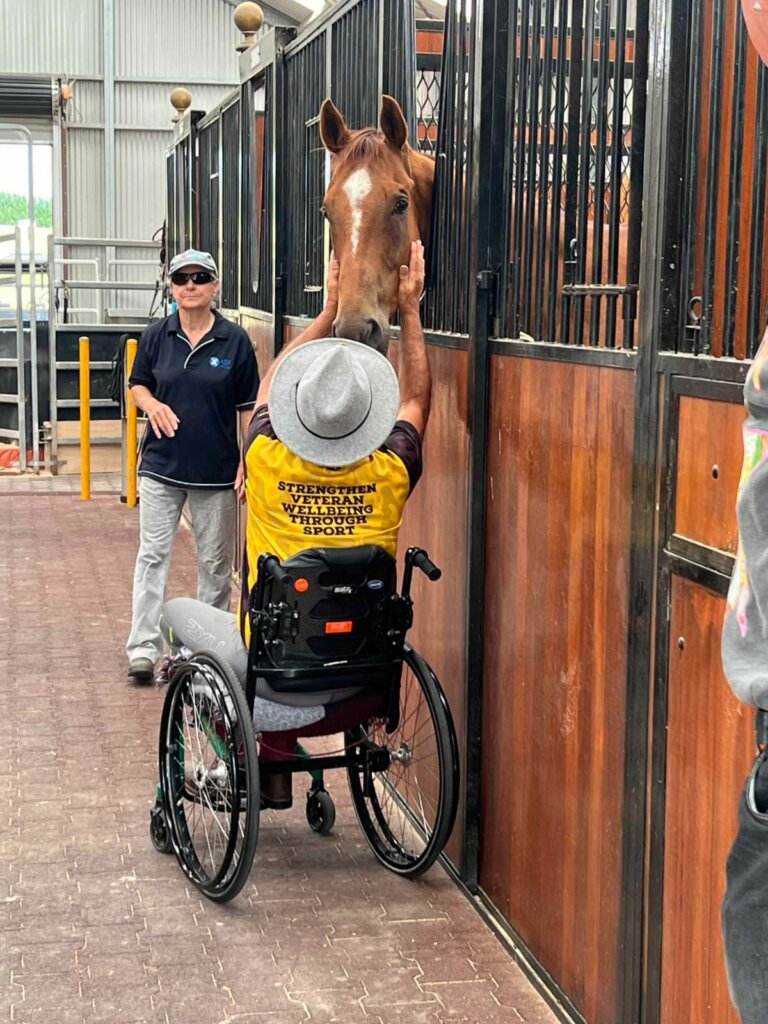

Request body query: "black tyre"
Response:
[346, 645, 459, 877]
[158, 652, 259, 902]
[149, 801, 173, 854]
[306, 788, 336, 835]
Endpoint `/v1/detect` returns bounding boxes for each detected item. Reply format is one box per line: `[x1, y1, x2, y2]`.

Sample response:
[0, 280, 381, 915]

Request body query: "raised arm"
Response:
[257, 252, 340, 405]
[396, 241, 430, 435]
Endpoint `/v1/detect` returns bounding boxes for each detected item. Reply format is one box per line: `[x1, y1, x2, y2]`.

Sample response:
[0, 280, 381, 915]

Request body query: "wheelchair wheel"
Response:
[158, 652, 259, 902]
[149, 800, 173, 854]
[346, 645, 459, 877]
[306, 786, 336, 835]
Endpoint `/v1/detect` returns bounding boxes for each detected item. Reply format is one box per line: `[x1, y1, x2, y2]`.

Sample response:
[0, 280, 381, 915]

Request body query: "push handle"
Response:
[258, 553, 292, 586]
[411, 548, 442, 582]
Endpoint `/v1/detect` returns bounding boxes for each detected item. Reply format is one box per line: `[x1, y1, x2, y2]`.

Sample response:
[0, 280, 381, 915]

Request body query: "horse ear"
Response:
[379, 95, 408, 150]
[319, 99, 350, 154]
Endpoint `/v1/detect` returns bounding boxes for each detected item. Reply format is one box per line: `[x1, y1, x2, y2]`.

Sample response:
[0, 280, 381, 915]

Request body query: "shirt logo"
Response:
[209, 356, 232, 368]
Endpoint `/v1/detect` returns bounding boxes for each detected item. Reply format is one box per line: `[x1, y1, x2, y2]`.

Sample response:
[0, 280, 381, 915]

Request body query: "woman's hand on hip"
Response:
[234, 460, 246, 503]
[147, 400, 179, 439]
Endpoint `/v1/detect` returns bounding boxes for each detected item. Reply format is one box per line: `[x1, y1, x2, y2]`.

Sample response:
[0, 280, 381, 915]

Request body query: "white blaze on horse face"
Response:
[342, 168, 372, 255]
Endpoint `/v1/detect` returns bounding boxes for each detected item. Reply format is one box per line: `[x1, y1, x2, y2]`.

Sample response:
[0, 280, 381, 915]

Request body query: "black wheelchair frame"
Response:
[151, 545, 459, 903]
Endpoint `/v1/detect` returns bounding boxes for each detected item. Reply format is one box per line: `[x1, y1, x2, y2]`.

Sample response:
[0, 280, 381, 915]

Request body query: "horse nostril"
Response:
[366, 319, 384, 351]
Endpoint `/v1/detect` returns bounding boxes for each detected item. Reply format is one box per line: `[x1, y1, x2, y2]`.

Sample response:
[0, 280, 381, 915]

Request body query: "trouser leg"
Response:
[187, 487, 236, 611]
[722, 754, 768, 1024]
[126, 477, 186, 661]
[160, 597, 325, 731]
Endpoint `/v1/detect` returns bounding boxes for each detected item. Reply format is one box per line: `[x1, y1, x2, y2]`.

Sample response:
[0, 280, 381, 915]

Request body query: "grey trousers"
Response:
[126, 476, 236, 662]
[722, 752, 768, 1024]
[160, 597, 326, 731]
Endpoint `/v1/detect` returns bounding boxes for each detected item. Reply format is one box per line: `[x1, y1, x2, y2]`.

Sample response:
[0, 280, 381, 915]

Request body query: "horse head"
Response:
[319, 95, 435, 353]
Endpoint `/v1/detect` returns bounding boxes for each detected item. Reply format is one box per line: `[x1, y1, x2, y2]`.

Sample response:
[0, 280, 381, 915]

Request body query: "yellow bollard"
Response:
[125, 338, 138, 508]
[79, 336, 90, 500]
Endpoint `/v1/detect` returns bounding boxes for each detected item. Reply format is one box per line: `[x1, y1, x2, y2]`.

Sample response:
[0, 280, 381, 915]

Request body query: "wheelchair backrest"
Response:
[250, 546, 411, 690]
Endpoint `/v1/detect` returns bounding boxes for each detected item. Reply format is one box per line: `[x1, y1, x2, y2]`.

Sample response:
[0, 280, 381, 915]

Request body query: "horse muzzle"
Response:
[333, 312, 389, 355]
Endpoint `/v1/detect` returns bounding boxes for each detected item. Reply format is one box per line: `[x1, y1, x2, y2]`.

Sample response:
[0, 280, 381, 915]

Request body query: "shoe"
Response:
[260, 770, 293, 810]
[128, 657, 155, 684]
[154, 652, 187, 687]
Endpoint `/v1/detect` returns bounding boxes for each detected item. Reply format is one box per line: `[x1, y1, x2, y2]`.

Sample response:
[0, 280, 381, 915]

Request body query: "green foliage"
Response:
[0, 192, 52, 228]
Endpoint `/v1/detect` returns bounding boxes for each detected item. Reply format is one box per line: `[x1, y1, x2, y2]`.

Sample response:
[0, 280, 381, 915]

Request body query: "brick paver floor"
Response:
[1, 494, 560, 1024]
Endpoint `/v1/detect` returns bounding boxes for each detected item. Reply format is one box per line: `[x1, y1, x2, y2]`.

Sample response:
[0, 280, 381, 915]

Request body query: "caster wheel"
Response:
[150, 800, 172, 854]
[306, 788, 336, 835]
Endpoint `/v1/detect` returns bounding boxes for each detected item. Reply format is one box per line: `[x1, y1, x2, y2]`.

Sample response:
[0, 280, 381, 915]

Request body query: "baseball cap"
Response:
[168, 249, 219, 278]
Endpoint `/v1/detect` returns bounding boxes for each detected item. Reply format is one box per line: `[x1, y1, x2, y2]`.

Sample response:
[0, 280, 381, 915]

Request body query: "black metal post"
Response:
[624, 0, 686, 1020]
[461, 0, 509, 892]
[273, 48, 288, 355]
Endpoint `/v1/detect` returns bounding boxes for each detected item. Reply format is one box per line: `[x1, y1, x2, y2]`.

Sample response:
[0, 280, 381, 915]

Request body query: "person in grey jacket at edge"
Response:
[721, 319, 768, 1023]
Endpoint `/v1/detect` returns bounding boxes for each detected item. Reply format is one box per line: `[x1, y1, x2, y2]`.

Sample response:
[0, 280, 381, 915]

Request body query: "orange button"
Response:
[325, 620, 353, 634]
[294, 578, 309, 593]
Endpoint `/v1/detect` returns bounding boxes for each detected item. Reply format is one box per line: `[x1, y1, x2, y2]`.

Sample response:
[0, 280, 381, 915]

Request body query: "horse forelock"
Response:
[335, 129, 409, 172]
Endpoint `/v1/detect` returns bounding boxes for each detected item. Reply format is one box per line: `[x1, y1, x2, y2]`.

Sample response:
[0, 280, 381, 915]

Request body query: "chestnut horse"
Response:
[319, 95, 435, 352]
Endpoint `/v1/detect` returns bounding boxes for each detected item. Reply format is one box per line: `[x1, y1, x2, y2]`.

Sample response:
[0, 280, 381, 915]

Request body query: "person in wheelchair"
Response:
[159, 240, 430, 811]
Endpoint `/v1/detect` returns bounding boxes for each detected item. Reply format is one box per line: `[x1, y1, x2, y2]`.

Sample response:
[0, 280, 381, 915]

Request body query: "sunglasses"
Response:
[170, 270, 215, 286]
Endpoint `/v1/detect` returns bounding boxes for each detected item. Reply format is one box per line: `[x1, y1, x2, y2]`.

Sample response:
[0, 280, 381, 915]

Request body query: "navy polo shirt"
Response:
[129, 311, 259, 489]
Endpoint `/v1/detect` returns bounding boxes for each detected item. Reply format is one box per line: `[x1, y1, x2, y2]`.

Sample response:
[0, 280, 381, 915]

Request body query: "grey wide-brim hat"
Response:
[269, 338, 400, 468]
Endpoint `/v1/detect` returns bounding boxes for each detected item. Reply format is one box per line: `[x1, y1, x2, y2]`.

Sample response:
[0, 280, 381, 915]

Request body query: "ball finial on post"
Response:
[169, 87, 192, 124]
[234, 2, 264, 51]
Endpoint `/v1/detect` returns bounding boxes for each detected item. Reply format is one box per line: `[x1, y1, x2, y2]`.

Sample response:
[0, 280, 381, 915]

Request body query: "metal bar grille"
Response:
[501, 3, 646, 348]
[165, 151, 178, 257]
[197, 120, 220, 275]
[220, 102, 240, 309]
[415, 23, 442, 154]
[675, 0, 768, 359]
[240, 69, 274, 313]
[177, 137, 191, 252]
[285, 34, 325, 318]
[423, 0, 475, 335]
[382, 0, 417, 135]
[331, 0, 380, 132]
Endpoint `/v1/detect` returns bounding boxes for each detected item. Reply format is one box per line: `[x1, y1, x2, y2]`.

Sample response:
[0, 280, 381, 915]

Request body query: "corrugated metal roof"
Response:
[0, 0, 102, 76]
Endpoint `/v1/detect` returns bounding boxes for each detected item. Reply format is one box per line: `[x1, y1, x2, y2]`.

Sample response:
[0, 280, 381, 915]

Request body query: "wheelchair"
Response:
[149, 544, 460, 903]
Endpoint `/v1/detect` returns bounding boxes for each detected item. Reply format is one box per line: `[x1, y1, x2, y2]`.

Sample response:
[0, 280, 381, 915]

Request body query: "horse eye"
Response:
[393, 196, 409, 215]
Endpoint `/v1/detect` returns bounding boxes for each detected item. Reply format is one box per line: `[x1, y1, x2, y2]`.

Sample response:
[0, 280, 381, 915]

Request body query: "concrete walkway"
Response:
[0, 493, 559, 1024]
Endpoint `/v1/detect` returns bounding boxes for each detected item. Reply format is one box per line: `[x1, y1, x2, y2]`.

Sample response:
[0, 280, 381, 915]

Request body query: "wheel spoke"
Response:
[346, 649, 456, 877]
[160, 655, 259, 900]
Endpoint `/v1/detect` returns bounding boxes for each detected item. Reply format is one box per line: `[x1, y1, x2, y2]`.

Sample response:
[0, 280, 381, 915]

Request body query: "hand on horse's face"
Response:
[325, 250, 340, 312]
[398, 241, 425, 317]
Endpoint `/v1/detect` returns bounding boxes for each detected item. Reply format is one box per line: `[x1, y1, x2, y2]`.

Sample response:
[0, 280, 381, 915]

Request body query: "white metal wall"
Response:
[0, 0, 246, 249]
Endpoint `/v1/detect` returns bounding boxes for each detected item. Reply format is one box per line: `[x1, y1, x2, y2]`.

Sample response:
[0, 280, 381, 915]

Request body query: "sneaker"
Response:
[128, 657, 154, 684]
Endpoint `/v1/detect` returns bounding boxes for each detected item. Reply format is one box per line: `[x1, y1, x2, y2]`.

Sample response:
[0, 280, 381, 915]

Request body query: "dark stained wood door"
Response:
[660, 576, 754, 1024]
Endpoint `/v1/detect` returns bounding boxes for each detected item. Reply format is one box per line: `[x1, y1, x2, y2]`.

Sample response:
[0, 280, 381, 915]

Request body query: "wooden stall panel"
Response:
[480, 356, 634, 1024]
[661, 576, 754, 1024]
[242, 313, 276, 378]
[674, 396, 744, 554]
[397, 343, 469, 868]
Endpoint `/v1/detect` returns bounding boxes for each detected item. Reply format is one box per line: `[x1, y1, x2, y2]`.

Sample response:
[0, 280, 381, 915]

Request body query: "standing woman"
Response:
[125, 249, 259, 682]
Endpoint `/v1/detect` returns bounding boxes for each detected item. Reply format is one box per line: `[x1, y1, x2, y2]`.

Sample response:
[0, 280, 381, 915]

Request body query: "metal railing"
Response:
[47, 234, 161, 471]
